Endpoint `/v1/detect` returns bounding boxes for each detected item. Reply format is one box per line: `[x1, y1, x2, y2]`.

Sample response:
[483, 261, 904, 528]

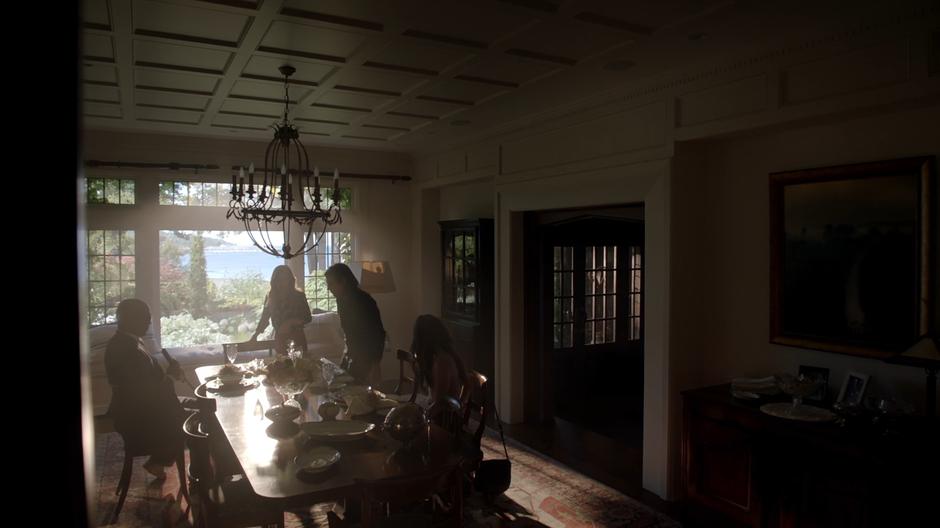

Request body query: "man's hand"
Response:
[166, 359, 184, 381]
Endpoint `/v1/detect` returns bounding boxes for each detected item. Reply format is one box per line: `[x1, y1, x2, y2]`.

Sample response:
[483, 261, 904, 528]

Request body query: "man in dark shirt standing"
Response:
[105, 299, 185, 479]
[325, 263, 386, 384]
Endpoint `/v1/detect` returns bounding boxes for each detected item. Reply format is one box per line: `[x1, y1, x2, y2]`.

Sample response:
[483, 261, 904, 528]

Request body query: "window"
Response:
[443, 228, 478, 317]
[304, 232, 352, 311]
[302, 187, 353, 210]
[87, 178, 135, 205]
[584, 246, 616, 345]
[552, 246, 574, 348]
[159, 230, 284, 347]
[627, 246, 642, 341]
[88, 230, 135, 326]
[159, 181, 230, 206]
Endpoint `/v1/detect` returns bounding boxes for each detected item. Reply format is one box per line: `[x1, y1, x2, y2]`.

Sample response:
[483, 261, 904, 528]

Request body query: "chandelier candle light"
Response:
[227, 65, 342, 259]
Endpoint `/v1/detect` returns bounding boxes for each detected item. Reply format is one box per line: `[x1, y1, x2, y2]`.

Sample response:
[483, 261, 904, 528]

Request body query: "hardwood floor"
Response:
[502, 416, 681, 520]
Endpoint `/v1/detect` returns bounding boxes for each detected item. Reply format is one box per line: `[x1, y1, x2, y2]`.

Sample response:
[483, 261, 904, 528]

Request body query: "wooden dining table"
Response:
[193, 362, 465, 510]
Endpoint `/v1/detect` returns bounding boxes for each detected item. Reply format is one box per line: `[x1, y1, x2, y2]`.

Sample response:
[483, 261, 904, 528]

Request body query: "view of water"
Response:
[181, 250, 283, 280]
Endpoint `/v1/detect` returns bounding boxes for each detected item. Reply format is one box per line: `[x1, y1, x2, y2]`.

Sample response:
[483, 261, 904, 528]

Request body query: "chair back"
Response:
[356, 464, 461, 528]
[395, 349, 419, 403]
[461, 370, 489, 449]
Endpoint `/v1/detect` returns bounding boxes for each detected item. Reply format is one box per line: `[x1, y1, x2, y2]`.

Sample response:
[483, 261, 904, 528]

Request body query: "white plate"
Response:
[206, 378, 258, 392]
[760, 402, 836, 422]
[301, 420, 375, 442]
[294, 446, 341, 475]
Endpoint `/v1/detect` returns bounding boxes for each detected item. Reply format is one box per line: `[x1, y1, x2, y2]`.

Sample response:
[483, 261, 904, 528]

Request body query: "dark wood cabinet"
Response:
[682, 385, 939, 527]
[440, 219, 494, 405]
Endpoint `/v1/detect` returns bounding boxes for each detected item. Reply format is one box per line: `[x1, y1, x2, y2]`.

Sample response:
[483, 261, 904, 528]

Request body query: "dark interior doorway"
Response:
[517, 204, 645, 495]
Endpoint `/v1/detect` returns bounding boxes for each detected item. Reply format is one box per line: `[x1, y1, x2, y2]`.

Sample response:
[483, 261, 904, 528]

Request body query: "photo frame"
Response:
[798, 365, 829, 404]
[837, 371, 870, 406]
[770, 156, 936, 359]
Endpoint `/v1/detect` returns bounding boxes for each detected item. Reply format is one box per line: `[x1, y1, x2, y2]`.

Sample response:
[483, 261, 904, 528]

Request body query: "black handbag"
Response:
[473, 402, 511, 497]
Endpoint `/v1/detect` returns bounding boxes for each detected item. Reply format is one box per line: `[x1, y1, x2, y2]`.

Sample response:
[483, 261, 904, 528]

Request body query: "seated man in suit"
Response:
[105, 298, 187, 479]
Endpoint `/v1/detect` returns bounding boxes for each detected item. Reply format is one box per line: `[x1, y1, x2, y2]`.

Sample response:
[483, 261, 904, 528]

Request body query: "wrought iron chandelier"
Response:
[227, 65, 342, 259]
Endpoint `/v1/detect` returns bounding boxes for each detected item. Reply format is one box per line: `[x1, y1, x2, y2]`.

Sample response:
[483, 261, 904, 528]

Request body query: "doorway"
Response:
[517, 205, 645, 494]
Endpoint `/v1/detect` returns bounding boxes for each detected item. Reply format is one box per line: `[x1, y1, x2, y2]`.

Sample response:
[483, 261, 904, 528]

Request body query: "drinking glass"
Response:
[224, 344, 238, 364]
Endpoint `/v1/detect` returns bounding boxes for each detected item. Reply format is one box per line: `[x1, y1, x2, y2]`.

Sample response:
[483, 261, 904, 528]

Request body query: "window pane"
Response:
[122, 281, 136, 299]
[105, 282, 121, 304]
[564, 298, 573, 323]
[563, 247, 572, 270]
[120, 180, 135, 204]
[553, 247, 561, 270]
[89, 256, 105, 281]
[553, 325, 561, 349]
[585, 295, 594, 319]
[455, 235, 464, 257]
[562, 271, 572, 297]
[204, 183, 218, 206]
[105, 179, 121, 204]
[190, 182, 205, 206]
[122, 230, 135, 254]
[104, 231, 121, 255]
[87, 178, 105, 204]
[607, 295, 616, 317]
[89, 282, 105, 306]
[595, 296, 603, 319]
[159, 181, 175, 205]
[120, 256, 135, 281]
[606, 320, 615, 343]
[173, 182, 188, 206]
[607, 246, 616, 268]
[553, 298, 561, 323]
[105, 256, 121, 281]
[553, 272, 561, 297]
[584, 247, 593, 269]
[464, 234, 475, 258]
[563, 323, 573, 348]
[585, 271, 594, 296]
[90, 307, 106, 326]
[88, 231, 104, 255]
[585, 322, 594, 345]
[606, 270, 616, 294]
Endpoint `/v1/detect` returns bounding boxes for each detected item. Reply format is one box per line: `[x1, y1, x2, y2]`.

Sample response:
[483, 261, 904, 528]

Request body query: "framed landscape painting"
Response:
[769, 156, 936, 359]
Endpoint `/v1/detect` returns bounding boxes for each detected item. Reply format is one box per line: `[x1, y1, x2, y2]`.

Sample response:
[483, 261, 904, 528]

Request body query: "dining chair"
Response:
[182, 410, 284, 528]
[229, 339, 277, 359]
[393, 349, 419, 402]
[111, 427, 190, 525]
[461, 371, 489, 455]
[328, 464, 463, 528]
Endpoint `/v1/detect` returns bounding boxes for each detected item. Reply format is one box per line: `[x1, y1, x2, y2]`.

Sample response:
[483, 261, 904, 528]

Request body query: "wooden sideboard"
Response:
[681, 385, 939, 527]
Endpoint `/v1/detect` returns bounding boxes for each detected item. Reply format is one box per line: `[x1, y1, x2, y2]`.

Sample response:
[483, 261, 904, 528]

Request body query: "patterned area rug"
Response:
[93, 430, 680, 527]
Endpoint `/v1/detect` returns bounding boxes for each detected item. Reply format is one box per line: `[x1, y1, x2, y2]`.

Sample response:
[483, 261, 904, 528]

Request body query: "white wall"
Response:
[82, 130, 415, 377]
[412, 9, 940, 501]
[675, 103, 940, 411]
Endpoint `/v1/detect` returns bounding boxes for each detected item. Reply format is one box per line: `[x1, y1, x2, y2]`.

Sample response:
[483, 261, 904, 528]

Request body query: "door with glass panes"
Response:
[544, 218, 644, 428]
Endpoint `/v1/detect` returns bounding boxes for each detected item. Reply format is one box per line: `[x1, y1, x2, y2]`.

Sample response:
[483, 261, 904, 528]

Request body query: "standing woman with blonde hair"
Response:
[250, 265, 312, 355]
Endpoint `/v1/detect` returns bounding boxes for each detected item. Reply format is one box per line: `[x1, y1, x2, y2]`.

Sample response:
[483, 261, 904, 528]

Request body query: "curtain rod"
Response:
[85, 160, 220, 171]
[82, 160, 411, 182]
[228, 166, 411, 182]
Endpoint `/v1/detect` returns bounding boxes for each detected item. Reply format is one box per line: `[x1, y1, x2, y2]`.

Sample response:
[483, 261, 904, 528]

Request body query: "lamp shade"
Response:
[886, 336, 940, 369]
[350, 260, 395, 294]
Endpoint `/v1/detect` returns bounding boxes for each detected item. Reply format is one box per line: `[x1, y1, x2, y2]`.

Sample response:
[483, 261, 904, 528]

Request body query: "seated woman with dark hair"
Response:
[410, 314, 468, 422]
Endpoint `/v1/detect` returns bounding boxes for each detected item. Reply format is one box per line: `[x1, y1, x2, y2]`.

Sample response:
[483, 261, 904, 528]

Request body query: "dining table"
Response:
[193, 360, 467, 511]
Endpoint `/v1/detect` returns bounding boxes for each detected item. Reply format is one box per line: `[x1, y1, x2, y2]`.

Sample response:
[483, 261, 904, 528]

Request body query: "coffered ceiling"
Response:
[81, 0, 926, 153]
